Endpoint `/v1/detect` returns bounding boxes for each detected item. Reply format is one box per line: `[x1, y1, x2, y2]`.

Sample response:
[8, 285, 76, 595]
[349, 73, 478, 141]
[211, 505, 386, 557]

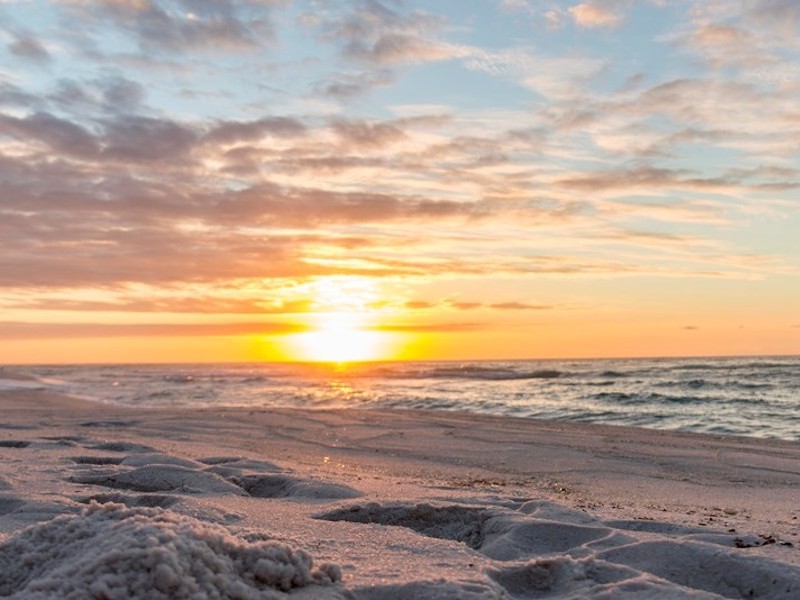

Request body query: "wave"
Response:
[597, 370, 629, 378]
[421, 366, 562, 381]
[591, 391, 768, 407]
[0, 379, 46, 392]
[161, 374, 195, 383]
[674, 360, 799, 372]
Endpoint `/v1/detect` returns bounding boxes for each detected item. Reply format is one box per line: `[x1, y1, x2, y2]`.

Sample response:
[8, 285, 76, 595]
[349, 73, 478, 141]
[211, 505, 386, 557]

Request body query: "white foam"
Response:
[0, 379, 45, 392]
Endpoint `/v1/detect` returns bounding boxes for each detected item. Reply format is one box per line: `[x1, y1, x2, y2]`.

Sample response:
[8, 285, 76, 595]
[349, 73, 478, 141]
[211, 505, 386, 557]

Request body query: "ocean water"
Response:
[4, 357, 799, 442]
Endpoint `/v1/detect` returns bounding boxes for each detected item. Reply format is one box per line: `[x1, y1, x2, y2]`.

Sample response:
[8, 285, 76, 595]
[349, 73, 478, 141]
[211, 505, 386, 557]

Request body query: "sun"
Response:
[288, 312, 388, 363]
[275, 276, 405, 363]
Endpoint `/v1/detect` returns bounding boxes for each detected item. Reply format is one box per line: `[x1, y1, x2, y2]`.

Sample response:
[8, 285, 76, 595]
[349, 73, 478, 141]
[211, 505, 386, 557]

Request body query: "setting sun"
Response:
[284, 313, 390, 363]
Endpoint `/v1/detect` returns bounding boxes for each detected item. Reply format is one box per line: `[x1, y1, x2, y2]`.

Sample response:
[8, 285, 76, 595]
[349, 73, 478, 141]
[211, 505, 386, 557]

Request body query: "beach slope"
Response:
[1, 387, 799, 598]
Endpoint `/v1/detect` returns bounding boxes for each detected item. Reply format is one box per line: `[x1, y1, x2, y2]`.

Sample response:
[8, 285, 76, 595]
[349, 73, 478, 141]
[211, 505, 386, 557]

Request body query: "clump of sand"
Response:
[0, 502, 341, 599]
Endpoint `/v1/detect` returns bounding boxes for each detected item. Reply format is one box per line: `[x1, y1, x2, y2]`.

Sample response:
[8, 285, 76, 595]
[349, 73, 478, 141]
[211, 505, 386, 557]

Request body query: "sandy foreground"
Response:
[1, 379, 799, 599]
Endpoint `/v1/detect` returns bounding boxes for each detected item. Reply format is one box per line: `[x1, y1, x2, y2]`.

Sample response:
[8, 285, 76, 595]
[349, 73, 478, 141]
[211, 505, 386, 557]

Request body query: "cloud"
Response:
[0, 139, 491, 289]
[556, 161, 800, 196]
[489, 302, 552, 310]
[102, 115, 199, 162]
[450, 301, 481, 311]
[465, 48, 606, 100]
[670, 0, 800, 72]
[7, 32, 51, 63]
[7, 293, 315, 315]
[330, 117, 407, 148]
[68, 0, 277, 54]
[99, 75, 147, 113]
[405, 300, 434, 310]
[569, 1, 628, 29]
[0, 110, 206, 163]
[46, 76, 148, 116]
[373, 321, 484, 333]
[314, 69, 393, 99]
[673, 24, 763, 70]
[403, 299, 553, 312]
[301, 2, 445, 101]
[204, 116, 307, 145]
[0, 112, 100, 157]
[748, 0, 800, 39]
[556, 165, 733, 193]
[0, 320, 303, 339]
[309, 0, 467, 68]
[346, 32, 464, 65]
[0, 82, 43, 108]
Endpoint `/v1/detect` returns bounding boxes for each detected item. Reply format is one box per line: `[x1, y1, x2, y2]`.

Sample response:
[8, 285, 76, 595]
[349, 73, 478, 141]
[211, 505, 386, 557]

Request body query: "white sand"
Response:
[1, 384, 799, 598]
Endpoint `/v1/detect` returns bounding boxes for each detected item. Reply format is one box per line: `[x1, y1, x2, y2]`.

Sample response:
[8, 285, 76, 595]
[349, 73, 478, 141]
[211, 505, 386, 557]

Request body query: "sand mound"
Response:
[78, 492, 181, 509]
[0, 502, 341, 599]
[71, 464, 245, 495]
[120, 453, 204, 469]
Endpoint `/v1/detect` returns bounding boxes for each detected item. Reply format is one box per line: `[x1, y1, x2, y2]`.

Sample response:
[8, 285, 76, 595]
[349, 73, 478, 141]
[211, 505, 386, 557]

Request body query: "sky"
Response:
[1, 0, 799, 364]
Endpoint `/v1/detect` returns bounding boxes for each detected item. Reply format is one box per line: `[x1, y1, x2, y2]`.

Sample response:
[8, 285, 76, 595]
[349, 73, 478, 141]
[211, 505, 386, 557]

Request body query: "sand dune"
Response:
[1, 387, 799, 598]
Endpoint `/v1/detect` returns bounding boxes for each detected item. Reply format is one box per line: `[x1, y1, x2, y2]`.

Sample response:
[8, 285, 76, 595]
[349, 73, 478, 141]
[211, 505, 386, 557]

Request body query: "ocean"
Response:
[4, 356, 799, 442]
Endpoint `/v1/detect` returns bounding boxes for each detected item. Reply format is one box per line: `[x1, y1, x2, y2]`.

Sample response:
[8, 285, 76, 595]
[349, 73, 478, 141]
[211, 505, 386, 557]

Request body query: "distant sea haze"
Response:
[6, 357, 800, 442]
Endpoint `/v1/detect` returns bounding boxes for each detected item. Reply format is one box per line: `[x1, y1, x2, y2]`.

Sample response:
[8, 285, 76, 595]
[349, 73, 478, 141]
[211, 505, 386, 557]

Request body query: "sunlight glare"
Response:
[290, 312, 388, 363]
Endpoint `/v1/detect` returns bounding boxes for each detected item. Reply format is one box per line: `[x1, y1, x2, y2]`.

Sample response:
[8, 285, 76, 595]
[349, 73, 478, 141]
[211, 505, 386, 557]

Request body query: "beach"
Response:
[1, 383, 799, 598]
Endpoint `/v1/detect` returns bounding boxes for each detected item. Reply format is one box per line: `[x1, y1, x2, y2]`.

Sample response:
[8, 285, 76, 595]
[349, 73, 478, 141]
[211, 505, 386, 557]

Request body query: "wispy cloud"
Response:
[7, 32, 52, 64]
[569, 1, 629, 29]
[312, 0, 465, 66]
[60, 0, 280, 54]
[0, 320, 303, 339]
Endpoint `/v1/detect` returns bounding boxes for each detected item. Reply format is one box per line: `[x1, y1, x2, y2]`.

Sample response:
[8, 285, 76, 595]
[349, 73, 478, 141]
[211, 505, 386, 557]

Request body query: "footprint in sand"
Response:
[598, 540, 800, 599]
[79, 420, 140, 428]
[316, 503, 492, 549]
[485, 557, 690, 599]
[0, 497, 26, 517]
[315, 501, 616, 561]
[233, 474, 362, 500]
[0, 440, 31, 448]
[70, 456, 125, 465]
[318, 499, 800, 599]
[84, 441, 158, 453]
[347, 579, 501, 600]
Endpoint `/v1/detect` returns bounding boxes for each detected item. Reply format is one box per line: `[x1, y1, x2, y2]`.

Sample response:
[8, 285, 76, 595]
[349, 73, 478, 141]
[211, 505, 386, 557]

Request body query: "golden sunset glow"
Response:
[276, 277, 397, 363]
[284, 313, 391, 363]
[1, 2, 799, 365]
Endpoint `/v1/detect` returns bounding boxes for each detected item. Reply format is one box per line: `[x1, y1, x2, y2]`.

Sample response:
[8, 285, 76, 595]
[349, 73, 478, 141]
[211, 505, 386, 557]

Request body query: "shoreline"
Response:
[5, 359, 800, 445]
[2, 387, 799, 597]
